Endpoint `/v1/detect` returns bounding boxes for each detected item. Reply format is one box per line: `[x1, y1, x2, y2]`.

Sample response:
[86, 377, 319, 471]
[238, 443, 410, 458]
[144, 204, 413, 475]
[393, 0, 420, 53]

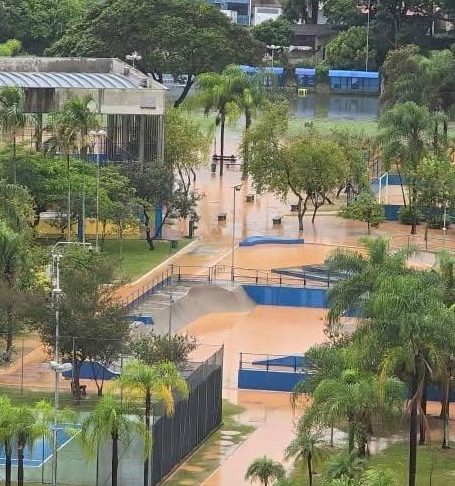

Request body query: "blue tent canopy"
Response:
[260, 67, 284, 75]
[328, 70, 379, 79]
[238, 65, 257, 74]
[295, 68, 316, 76]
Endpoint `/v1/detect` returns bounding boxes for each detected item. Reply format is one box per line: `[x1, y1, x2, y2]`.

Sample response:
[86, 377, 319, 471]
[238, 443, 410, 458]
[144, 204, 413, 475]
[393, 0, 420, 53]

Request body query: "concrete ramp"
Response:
[134, 283, 255, 335]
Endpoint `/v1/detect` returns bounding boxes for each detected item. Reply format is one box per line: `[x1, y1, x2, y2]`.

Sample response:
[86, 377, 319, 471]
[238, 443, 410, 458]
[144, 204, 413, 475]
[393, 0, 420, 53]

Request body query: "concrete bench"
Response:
[245, 194, 255, 203]
[290, 204, 299, 212]
[218, 213, 227, 222]
[272, 215, 282, 225]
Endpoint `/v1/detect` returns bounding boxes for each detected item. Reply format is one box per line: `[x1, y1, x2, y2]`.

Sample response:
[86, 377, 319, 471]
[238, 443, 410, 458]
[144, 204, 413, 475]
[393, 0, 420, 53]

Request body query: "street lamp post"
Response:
[89, 130, 107, 251]
[126, 51, 142, 69]
[231, 185, 242, 281]
[50, 241, 91, 486]
[365, 0, 371, 71]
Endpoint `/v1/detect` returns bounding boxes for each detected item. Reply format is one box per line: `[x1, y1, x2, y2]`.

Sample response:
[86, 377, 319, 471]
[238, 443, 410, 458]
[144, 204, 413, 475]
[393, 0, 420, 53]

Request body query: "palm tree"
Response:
[322, 451, 365, 483]
[302, 369, 404, 457]
[364, 273, 455, 486]
[245, 456, 285, 486]
[284, 427, 326, 485]
[325, 236, 414, 329]
[378, 102, 434, 234]
[0, 396, 14, 486]
[0, 181, 33, 232]
[54, 94, 99, 240]
[186, 65, 245, 177]
[10, 403, 50, 486]
[118, 360, 189, 486]
[0, 221, 26, 354]
[0, 87, 27, 183]
[360, 468, 396, 486]
[80, 395, 150, 486]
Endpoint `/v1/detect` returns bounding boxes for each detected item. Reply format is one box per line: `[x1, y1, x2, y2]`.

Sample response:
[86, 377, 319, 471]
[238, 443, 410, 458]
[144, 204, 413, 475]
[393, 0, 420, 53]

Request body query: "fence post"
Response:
[256, 269, 258, 284]
[208, 266, 211, 283]
[266, 355, 269, 371]
[239, 352, 242, 369]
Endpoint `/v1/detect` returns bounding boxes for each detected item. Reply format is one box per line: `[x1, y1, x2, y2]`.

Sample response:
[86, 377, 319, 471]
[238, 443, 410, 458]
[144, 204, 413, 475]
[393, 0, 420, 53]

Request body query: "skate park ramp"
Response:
[134, 283, 256, 334]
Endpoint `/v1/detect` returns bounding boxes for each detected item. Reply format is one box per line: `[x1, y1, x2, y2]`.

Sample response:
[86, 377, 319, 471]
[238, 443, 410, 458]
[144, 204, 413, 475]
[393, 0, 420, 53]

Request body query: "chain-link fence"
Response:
[0, 333, 223, 486]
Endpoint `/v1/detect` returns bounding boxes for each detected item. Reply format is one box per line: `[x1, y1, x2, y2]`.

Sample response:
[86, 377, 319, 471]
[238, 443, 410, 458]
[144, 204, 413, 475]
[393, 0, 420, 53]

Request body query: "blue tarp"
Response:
[238, 65, 257, 74]
[239, 236, 304, 247]
[329, 70, 379, 79]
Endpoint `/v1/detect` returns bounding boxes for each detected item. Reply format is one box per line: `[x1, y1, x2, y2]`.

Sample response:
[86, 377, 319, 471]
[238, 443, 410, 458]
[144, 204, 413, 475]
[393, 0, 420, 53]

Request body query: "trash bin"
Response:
[211, 162, 217, 173]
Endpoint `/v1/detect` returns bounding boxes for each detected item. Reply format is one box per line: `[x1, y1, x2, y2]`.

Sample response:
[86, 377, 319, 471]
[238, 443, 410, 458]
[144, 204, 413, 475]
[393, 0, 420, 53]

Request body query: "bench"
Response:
[71, 381, 87, 398]
[245, 194, 255, 203]
[290, 204, 299, 212]
[272, 215, 282, 225]
[218, 213, 227, 222]
[212, 154, 237, 163]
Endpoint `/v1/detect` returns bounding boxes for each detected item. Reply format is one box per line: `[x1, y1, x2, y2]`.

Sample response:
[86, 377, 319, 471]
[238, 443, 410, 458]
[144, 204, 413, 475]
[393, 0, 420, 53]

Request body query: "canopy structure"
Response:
[271, 264, 350, 285]
[0, 57, 166, 162]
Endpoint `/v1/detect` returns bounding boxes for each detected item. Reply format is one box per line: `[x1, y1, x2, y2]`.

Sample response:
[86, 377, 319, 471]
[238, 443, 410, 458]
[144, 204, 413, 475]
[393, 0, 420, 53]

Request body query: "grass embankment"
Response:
[101, 238, 192, 280]
[290, 442, 455, 485]
[163, 400, 255, 485]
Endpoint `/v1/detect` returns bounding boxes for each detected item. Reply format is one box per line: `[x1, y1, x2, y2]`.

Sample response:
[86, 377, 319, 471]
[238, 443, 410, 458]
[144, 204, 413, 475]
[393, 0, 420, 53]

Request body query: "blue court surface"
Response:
[0, 427, 75, 467]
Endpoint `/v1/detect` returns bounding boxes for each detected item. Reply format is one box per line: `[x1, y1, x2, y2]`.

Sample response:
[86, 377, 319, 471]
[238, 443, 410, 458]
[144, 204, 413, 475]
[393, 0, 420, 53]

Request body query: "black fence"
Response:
[150, 346, 224, 485]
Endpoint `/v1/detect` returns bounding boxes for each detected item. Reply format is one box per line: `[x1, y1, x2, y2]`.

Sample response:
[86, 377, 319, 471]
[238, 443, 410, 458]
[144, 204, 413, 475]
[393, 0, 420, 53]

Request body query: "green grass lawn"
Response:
[101, 238, 192, 280]
[290, 442, 455, 485]
[163, 400, 255, 485]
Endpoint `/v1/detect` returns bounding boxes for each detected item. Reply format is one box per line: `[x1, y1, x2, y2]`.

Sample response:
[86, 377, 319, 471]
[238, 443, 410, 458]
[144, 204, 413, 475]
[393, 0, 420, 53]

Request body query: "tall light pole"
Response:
[231, 184, 242, 281]
[89, 130, 107, 251]
[365, 0, 371, 71]
[126, 51, 142, 69]
[50, 241, 91, 486]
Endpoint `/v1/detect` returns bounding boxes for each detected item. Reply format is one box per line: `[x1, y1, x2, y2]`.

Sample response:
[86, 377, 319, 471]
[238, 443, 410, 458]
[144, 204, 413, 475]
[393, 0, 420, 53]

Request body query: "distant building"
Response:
[289, 24, 338, 61]
[251, 0, 282, 26]
[208, 0, 252, 25]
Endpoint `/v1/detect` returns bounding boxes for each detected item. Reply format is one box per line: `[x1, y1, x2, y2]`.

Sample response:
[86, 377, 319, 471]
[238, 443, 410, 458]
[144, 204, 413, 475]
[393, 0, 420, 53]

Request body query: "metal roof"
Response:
[0, 72, 142, 89]
[295, 68, 316, 76]
[328, 70, 379, 79]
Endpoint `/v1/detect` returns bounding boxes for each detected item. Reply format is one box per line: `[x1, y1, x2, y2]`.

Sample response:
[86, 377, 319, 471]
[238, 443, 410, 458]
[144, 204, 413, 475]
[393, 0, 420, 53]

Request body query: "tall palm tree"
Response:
[54, 94, 99, 240]
[364, 273, 455, 486]
[245, 456, 285, 486]
[0, 396, 14, 486]
[378, 102, 434, 234]
[0, 87, 27, 184]
[10, 403, 50, 486]
[186, 66, 245, 177]
[284, 427, 326, 486]
[325, 236, 414, 329]
[80, 395, 150, 486]
[118, 360, 189, 486]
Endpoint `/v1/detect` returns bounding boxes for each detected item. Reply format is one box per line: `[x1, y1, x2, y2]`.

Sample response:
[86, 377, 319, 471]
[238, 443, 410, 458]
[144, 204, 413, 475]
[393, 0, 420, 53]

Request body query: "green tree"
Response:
[378, 101, 434, 234]
[340, 192, 385, 234]
[326, 27, 376, 70]
[323, 451, 365, 483]
[325, 236, 413, 329]
[32, 246, 129, 399]
[245, 456, 285, 486]
[53, 94, 99, 241]
[0, 181, 34, 232]
[356, 273, 455, 486]
[80, 395, 150, 486]
[48, 0, 263, 107]
[0, 39, 21, 56]
[284, 427, 326, 486]
[252, 19, 293, 47]
[283, 0, 319, 24]
[118, 360, 189, 486]
[323, 0, 364, 27]
[302, 369, 404, 457]
[129, 333, 197, 369]
[360, 468, 396, 486]
[0, 396, 14, 486]
[246, 119, 347, 229]
[0, 87, 27, 183]
[186, 65, 246, 177]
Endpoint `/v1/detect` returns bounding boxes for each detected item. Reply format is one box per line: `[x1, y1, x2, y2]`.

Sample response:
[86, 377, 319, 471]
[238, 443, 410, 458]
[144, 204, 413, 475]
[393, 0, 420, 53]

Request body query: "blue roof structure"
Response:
[238, 65, 257, 74]
[328, 70, 379, 79]
[295, 68, 316, 76]
[261, 67, 284, 75]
